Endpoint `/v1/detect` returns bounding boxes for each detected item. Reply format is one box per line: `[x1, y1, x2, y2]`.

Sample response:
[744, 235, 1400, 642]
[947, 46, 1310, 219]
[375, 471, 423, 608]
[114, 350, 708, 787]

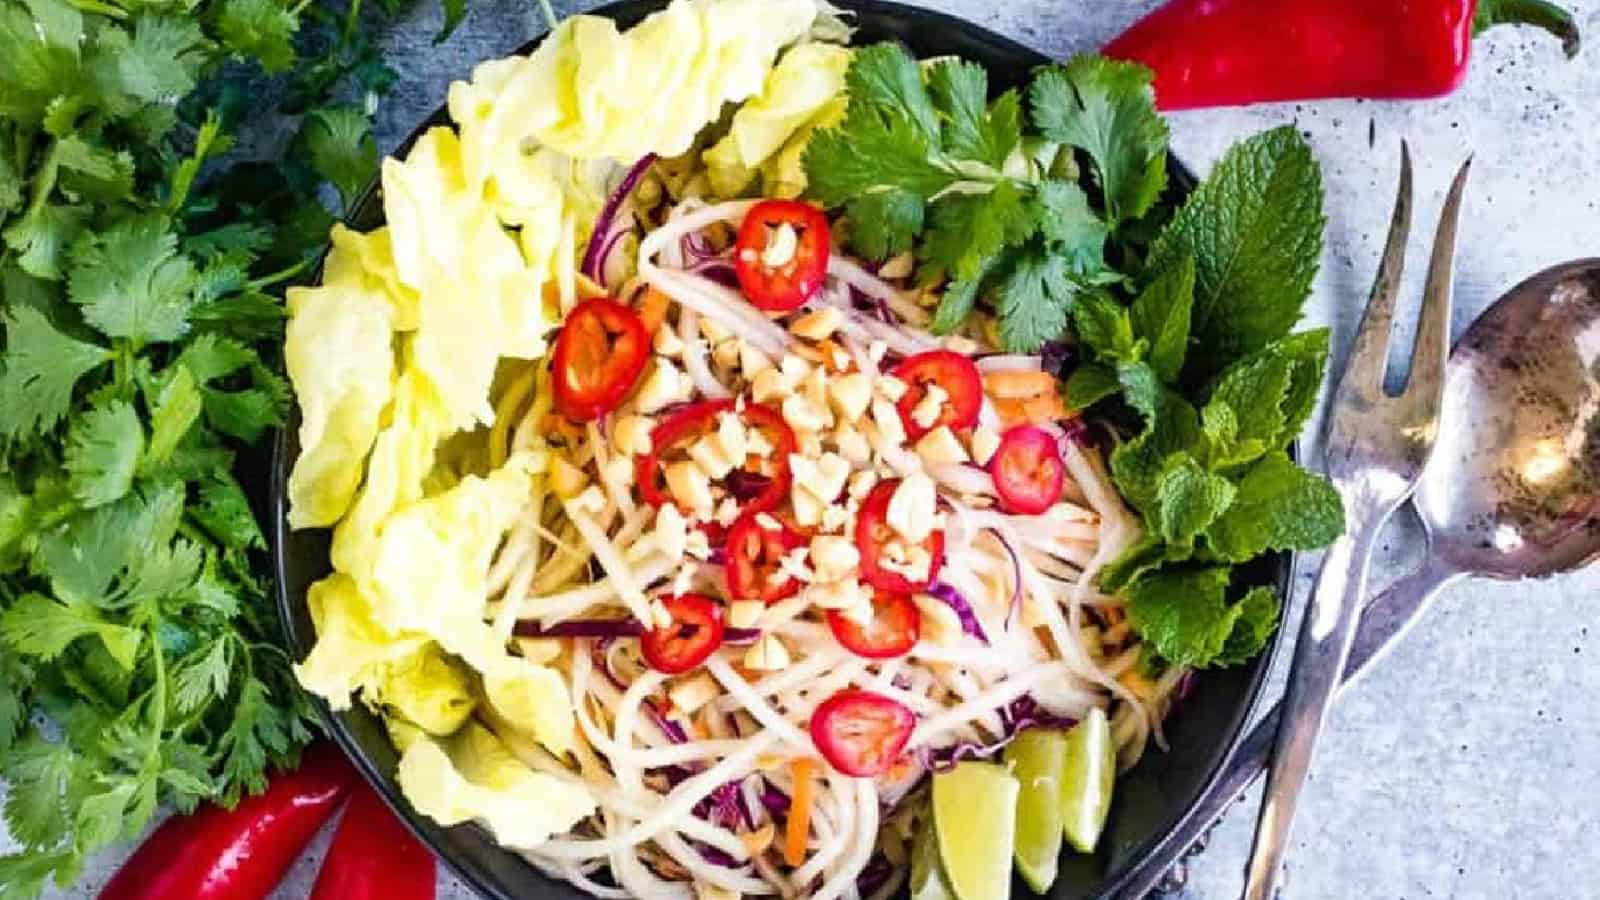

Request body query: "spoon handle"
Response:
[1115, 555, 1463, 899]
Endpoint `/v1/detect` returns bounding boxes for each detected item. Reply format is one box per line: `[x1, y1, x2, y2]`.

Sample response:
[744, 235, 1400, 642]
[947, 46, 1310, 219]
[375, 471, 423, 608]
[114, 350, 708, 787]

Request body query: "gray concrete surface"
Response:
[20, 1, 1600, 897]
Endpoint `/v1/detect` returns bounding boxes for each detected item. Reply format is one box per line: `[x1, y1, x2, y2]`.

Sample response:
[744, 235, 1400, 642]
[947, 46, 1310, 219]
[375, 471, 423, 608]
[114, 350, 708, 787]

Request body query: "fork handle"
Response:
[1240, 520, 1383, 900]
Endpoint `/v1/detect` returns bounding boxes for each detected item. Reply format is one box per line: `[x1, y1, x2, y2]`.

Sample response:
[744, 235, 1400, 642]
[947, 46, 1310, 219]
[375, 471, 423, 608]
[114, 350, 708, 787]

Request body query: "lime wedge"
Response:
[1004, 728, 1068, 893]
[910, 815, 957, 900]
[1060, 706, 1116, 853]
[932, 761, 1020, 900]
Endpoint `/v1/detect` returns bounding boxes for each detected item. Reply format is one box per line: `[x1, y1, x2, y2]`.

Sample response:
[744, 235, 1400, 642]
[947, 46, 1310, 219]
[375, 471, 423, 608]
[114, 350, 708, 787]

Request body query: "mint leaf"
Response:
[1202, 349, 1293, 469]
[1035, 179, 1109, 274]
[1110, 362, 1200, 509]
[1216, 587, 1280, 667]
[1207, 451, 1345, 562]
[1129, 255, 1194, 383]
[846, 190, 924, 260]
[67, 216, 196, 344]
[63, 400, 143, 508]
[1124, 566, 1239, 669]
[1268, 329, 1332, 442]
[1148, 126, 1324, 379]
[927, 59, 1021, 168]
[1070, 290, 1141, 365]
[1154, 457, 1236, 548]
[1065, 363, 1119, 411]
[0, 306, 111, 439]
[1029, 56, 1169, 226]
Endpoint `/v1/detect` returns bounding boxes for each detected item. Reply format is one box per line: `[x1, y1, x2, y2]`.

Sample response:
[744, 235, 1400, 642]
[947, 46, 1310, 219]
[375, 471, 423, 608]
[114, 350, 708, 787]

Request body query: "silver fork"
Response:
[1239, 145, 1471, 900]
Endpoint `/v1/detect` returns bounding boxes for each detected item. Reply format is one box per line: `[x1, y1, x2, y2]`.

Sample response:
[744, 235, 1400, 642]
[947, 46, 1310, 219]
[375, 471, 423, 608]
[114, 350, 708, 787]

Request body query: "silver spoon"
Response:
[1118, 258, 1600, 898]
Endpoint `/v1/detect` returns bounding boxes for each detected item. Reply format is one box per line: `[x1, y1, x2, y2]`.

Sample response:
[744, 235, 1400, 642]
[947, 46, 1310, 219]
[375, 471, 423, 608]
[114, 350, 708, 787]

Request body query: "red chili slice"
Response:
[990, 425, 1066, 515]
[636, 399, 795, 514]
[854, 480, 944, 594]
[639, 593, 725, 674]
[809, 689, 917, 778]
[726, 513, 807, 605]
[826, 591, 920, 659]
[551, 298, 651, 422]
[733, 199, 831, 312]
[891, 350, 985, 441]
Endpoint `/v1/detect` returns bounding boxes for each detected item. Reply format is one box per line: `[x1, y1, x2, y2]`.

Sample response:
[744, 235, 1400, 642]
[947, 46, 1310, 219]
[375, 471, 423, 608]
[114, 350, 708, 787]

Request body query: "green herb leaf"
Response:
[1123, 566, 1239, 669]
[0, 306, 111, 440]
[1147, 126, 1324, 379]
[63, 400, 144, 508]
[1153, 456, 1236, 548]
[1029, 56, 1169, 226]
[927, 59, 1021, 168]
[1128, 255, 1195, 383]
[1064, 363, 1119, 411]
[1216, 587, 1280, 667]
[846, 42, 940, 141]
[67, 217, 196, 344]
[1070, 289, 1142, 365]
[919, 179, 1034, 283]
[298, 105, 378, 209]
[1206, 451, 1344, 562]
[1034, 179, 1109, 274]
[995, 247, 1074, 353]
[845, 189, 924, 260]
[215, 0, 299, 73]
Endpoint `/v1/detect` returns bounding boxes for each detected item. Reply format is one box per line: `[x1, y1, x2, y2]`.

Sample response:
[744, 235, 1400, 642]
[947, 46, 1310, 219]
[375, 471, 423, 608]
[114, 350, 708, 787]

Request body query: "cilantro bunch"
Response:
[804, 47, 1344, 671]
[0, 0, 459, 892]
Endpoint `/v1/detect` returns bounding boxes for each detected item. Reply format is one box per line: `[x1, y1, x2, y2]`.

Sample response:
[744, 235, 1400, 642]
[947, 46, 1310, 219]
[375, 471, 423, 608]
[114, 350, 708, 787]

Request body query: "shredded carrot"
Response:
[1021, 391, 1068, 423]
[982, 369, 1057, 400]
[784, 758, 816, 867]
[637, 286, 670, 334]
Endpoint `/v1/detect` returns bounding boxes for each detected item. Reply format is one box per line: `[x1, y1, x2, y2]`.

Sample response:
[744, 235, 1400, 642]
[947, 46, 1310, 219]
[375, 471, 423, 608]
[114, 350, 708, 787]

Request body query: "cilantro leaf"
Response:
[67, 216, 196, 344]
[0, 734, 82, 851]
[3, 204, 87, 280]
[919, 180, 1034, 283]
[1129, 255, 1195, 383]
[192, 473, 265, 551]
[1207, 451, 1344, 562]
[845, 189, 924, 260]
[55, 137, 135, 203]
[172, 640, 232, 715]
[1123, 566, 1239, 669]
[930, 265, 989, 336]
[846, 42, 940, 141]
[803, 101, 957, 207]
[927, 59, 1021, 168]
[0, 593, 141, 669]
[63, 399, 144, 508]
[143, 365, 204, 467]
[1034, 179, 1109, 274]
[297, 105, 378, 210]
[995, 247, 1074, 353]
[0, 306, 111, 440]
[1148, 126, 1325, 379]
[215, 0, 299, 73]
[1029, 56, 1169, 226]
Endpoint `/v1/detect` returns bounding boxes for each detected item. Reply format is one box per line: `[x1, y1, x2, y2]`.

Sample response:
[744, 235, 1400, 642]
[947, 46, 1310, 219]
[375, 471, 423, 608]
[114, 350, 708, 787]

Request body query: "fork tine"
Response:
[1401, 157, 1471, 407]
[1338, 142, 1414, 399]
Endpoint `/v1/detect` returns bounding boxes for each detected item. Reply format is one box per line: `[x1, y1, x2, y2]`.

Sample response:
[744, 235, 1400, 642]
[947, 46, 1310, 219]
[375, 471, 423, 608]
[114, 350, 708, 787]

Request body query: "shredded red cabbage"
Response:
[514, 619, 645, 638]
[856, 854, 895, 895]
[1040, 340, 1074, 377]
[643, 699, 690, 744]
[724, 469, 774, 501]
[924, 582, 989, 644]
[724, 626, 762, 645]
[580, 153, 656, 282]
[922, 696, 1078, 772]
[758, 779, 791, 817]
[687, 258, 739, 287]
[987, 528, 1024, 626]
[590, 638, 630, 692]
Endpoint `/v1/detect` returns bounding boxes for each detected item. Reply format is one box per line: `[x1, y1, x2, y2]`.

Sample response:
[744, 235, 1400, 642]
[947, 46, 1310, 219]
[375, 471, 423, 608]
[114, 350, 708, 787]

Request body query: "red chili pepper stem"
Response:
[1475, 0, 1580, 58]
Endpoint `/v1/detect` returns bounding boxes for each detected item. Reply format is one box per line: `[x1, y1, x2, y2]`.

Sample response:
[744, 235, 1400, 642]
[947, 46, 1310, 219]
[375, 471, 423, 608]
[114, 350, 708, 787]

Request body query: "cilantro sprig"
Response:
[804, 47, 1345, 671]
[0, 0, 464, 891]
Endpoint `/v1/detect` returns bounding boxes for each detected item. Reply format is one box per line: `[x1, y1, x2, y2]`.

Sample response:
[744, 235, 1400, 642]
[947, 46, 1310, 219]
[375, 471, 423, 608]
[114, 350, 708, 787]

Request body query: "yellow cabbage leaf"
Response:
[398, 723, 593, 850]
[284, 281, 395, 530]
[330, 366, 449, 578]
[492, 0, 818, 163]
[371, 643, 478, 736]
[482, 654, 576, 756]
[365, 452, 542, 670]
[704, 42, 851, 197]
[294, 573, 427, 708]
[323, 224, 421, 330]
[761, 94, 848, 199]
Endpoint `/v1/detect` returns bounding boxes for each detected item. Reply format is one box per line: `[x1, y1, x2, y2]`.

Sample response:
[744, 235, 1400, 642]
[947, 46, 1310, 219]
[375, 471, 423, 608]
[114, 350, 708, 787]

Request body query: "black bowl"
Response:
[271, 2, 1290, 896]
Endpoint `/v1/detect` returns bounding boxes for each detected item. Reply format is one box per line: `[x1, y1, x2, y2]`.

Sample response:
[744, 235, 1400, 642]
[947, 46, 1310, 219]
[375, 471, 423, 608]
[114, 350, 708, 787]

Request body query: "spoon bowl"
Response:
[1421, 258, 1600, 580]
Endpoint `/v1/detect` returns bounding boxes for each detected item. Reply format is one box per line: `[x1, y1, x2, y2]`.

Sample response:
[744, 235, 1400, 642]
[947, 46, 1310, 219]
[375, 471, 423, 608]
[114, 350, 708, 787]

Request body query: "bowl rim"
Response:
[270, 2, 1292, 896]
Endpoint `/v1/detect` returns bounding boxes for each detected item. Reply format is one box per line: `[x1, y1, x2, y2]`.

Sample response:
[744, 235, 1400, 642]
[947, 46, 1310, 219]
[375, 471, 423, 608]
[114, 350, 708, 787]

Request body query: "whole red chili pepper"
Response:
[310, 780, 436, 900]
[98, 743, 355, 900]
[1104, 0, 1580, 110]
